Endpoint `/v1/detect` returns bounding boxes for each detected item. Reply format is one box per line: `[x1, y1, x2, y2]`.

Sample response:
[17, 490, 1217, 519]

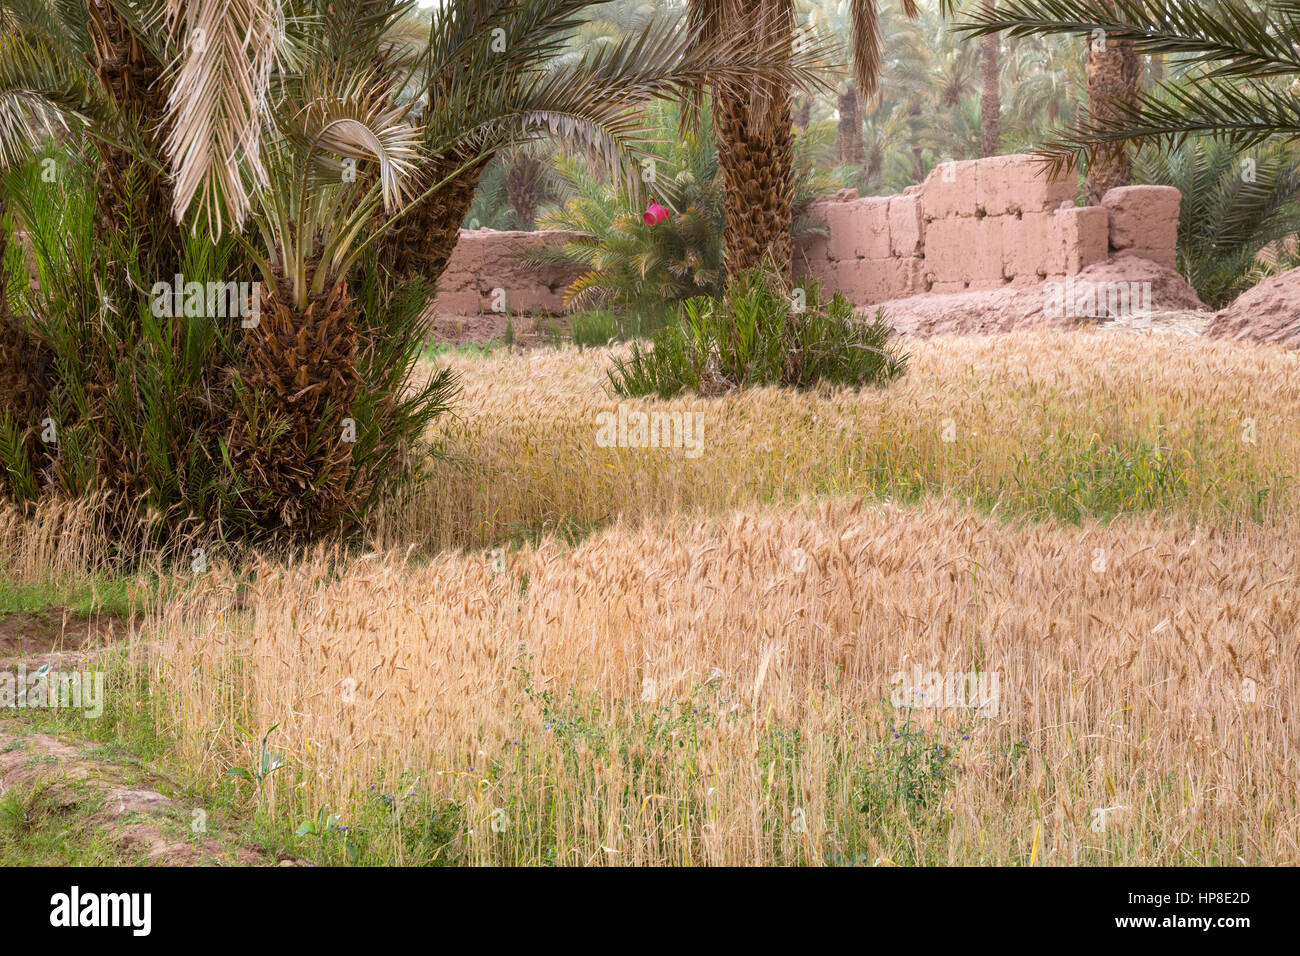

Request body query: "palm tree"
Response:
[1136, 138, 1300, 307]
[2, 0, 293, 264]
[84, 1, 182, 261]
[228, 61, 425, 531]
[535, 97, 848, 307]
[701, 0, 798, 280]
[378, 0, 819, 287]
[690, 0, 893, 281]
[802, 2, 871, 169]
[535, 104, 728, 306]
[1081, 0, 1140, 202]
[502, 144, 550, 228]
[952, 1, 1300, 196]
[856, 1, 936, 187]
[979, 0, 1000, 156]
[794, 93, 814, 128]
[999, 28, 1084, 148]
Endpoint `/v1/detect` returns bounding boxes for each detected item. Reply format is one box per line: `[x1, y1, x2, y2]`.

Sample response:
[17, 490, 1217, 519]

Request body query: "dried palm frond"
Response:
[160, 0, 284, 234]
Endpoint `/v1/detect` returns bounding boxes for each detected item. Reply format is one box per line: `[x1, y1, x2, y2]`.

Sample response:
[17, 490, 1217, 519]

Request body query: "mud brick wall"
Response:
[434, 228, 583, 315]
[795, 154, 1181, 306]
[8, 226, 584, 318]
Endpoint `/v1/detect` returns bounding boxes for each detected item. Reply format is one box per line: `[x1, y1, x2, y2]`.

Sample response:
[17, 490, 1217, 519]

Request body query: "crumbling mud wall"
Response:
[433, 228, 582, 315]
[794, 154, 1181, 306]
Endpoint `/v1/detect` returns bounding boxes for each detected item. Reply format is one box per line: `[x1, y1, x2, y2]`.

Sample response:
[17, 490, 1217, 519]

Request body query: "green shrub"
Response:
[569, 304, 677, 349]
[532, 100, 849, 312]
[1135, 138, 1300, 308]
[1, 151, 242, 548]
[570, 308, 620, 349]
[606, 269, 908, 399]
[0, 150, 458, 556]
[857, 718, 964, 820]
[852, 713, 969, 866]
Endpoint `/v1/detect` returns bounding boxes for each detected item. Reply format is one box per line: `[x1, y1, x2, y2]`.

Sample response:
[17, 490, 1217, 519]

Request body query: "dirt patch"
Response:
[0, 611, 296, 865]
[0, 722, 298, 866]
[115, 823, 274, 866]
[1209, 266, 1300, 348]
[0, 732, 82, 785]
[431, 311, 568, 348]
[874, 256, 1209, 337]
[1095, 310, 1214, 337]
[0, 607, 136, 666]
[0, 597, 300, 865]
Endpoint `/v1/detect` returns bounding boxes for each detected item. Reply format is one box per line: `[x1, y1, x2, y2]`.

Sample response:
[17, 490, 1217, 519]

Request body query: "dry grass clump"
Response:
[152, 498, 1300, 865]
[0, 496, 119, 588]
[372, 329, 1300, 553]
[0, 494, 185, 614]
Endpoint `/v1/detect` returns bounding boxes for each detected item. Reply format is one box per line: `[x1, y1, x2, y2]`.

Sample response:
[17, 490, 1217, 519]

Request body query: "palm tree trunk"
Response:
[229, 277, 361, 535]
[1084, 8, 1141, 205]
[381, 147, 487, 285]
[0, 195, 7, 317]
[505, 153, 544, 230]
[0, 198, 47, 401]
[794, 95, 813, 129]
[836, 83, 867, 166]
[716, 85, 796, 281]
[866, 142, 883, 184]
[0, 196, 52, 499]
[85, 0, 180, 270]
[0, 305, 49, 437]
[690, 0, 798, 282]
[979, 0, 1001, 157]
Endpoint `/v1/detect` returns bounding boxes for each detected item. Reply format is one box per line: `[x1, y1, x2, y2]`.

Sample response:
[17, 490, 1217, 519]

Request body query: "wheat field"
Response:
[153, 499, 1298, 865]
[371, 329, 1300, 554]
[4, 329, 1299, 865]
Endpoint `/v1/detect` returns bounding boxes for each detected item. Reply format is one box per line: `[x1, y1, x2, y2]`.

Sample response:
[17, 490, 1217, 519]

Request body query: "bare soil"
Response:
[0, 611, 296, 866]
[0, 722, 295, 865]
[0, 607, 136, 669]
[431, 311, 568, 348]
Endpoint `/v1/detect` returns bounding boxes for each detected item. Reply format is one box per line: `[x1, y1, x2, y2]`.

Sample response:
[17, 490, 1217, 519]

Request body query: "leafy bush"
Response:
[607, 269, 908, 399]
[569, 304, 677, 349]
[1136, 138, 1300, 308]
[853, 712, 969, 865]
[533, 100, 849, 311]
[0, 151, 458, 554]
[857, 718, 964, 820]
[1, 151, 240, 543]
[570, 308, 620, 348]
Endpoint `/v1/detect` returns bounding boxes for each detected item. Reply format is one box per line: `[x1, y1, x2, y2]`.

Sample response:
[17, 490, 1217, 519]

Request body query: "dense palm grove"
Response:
[0, 0, 824, 547]
[484, 0, 1300, 306]
[2, 0, 1299, 554]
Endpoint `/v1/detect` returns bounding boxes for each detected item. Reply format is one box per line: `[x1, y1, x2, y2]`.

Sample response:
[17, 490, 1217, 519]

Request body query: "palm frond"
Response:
[440, 17, 839, 198]
[1038, 76, 1300, 175]
[283, 65, 421, 211]
[0, 31, 72, 167]
[955, 0, 1300, 80]
[848, 0, 884, 97]
[160, 0, 284, 234]
[1137, 136, 1300, 305]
